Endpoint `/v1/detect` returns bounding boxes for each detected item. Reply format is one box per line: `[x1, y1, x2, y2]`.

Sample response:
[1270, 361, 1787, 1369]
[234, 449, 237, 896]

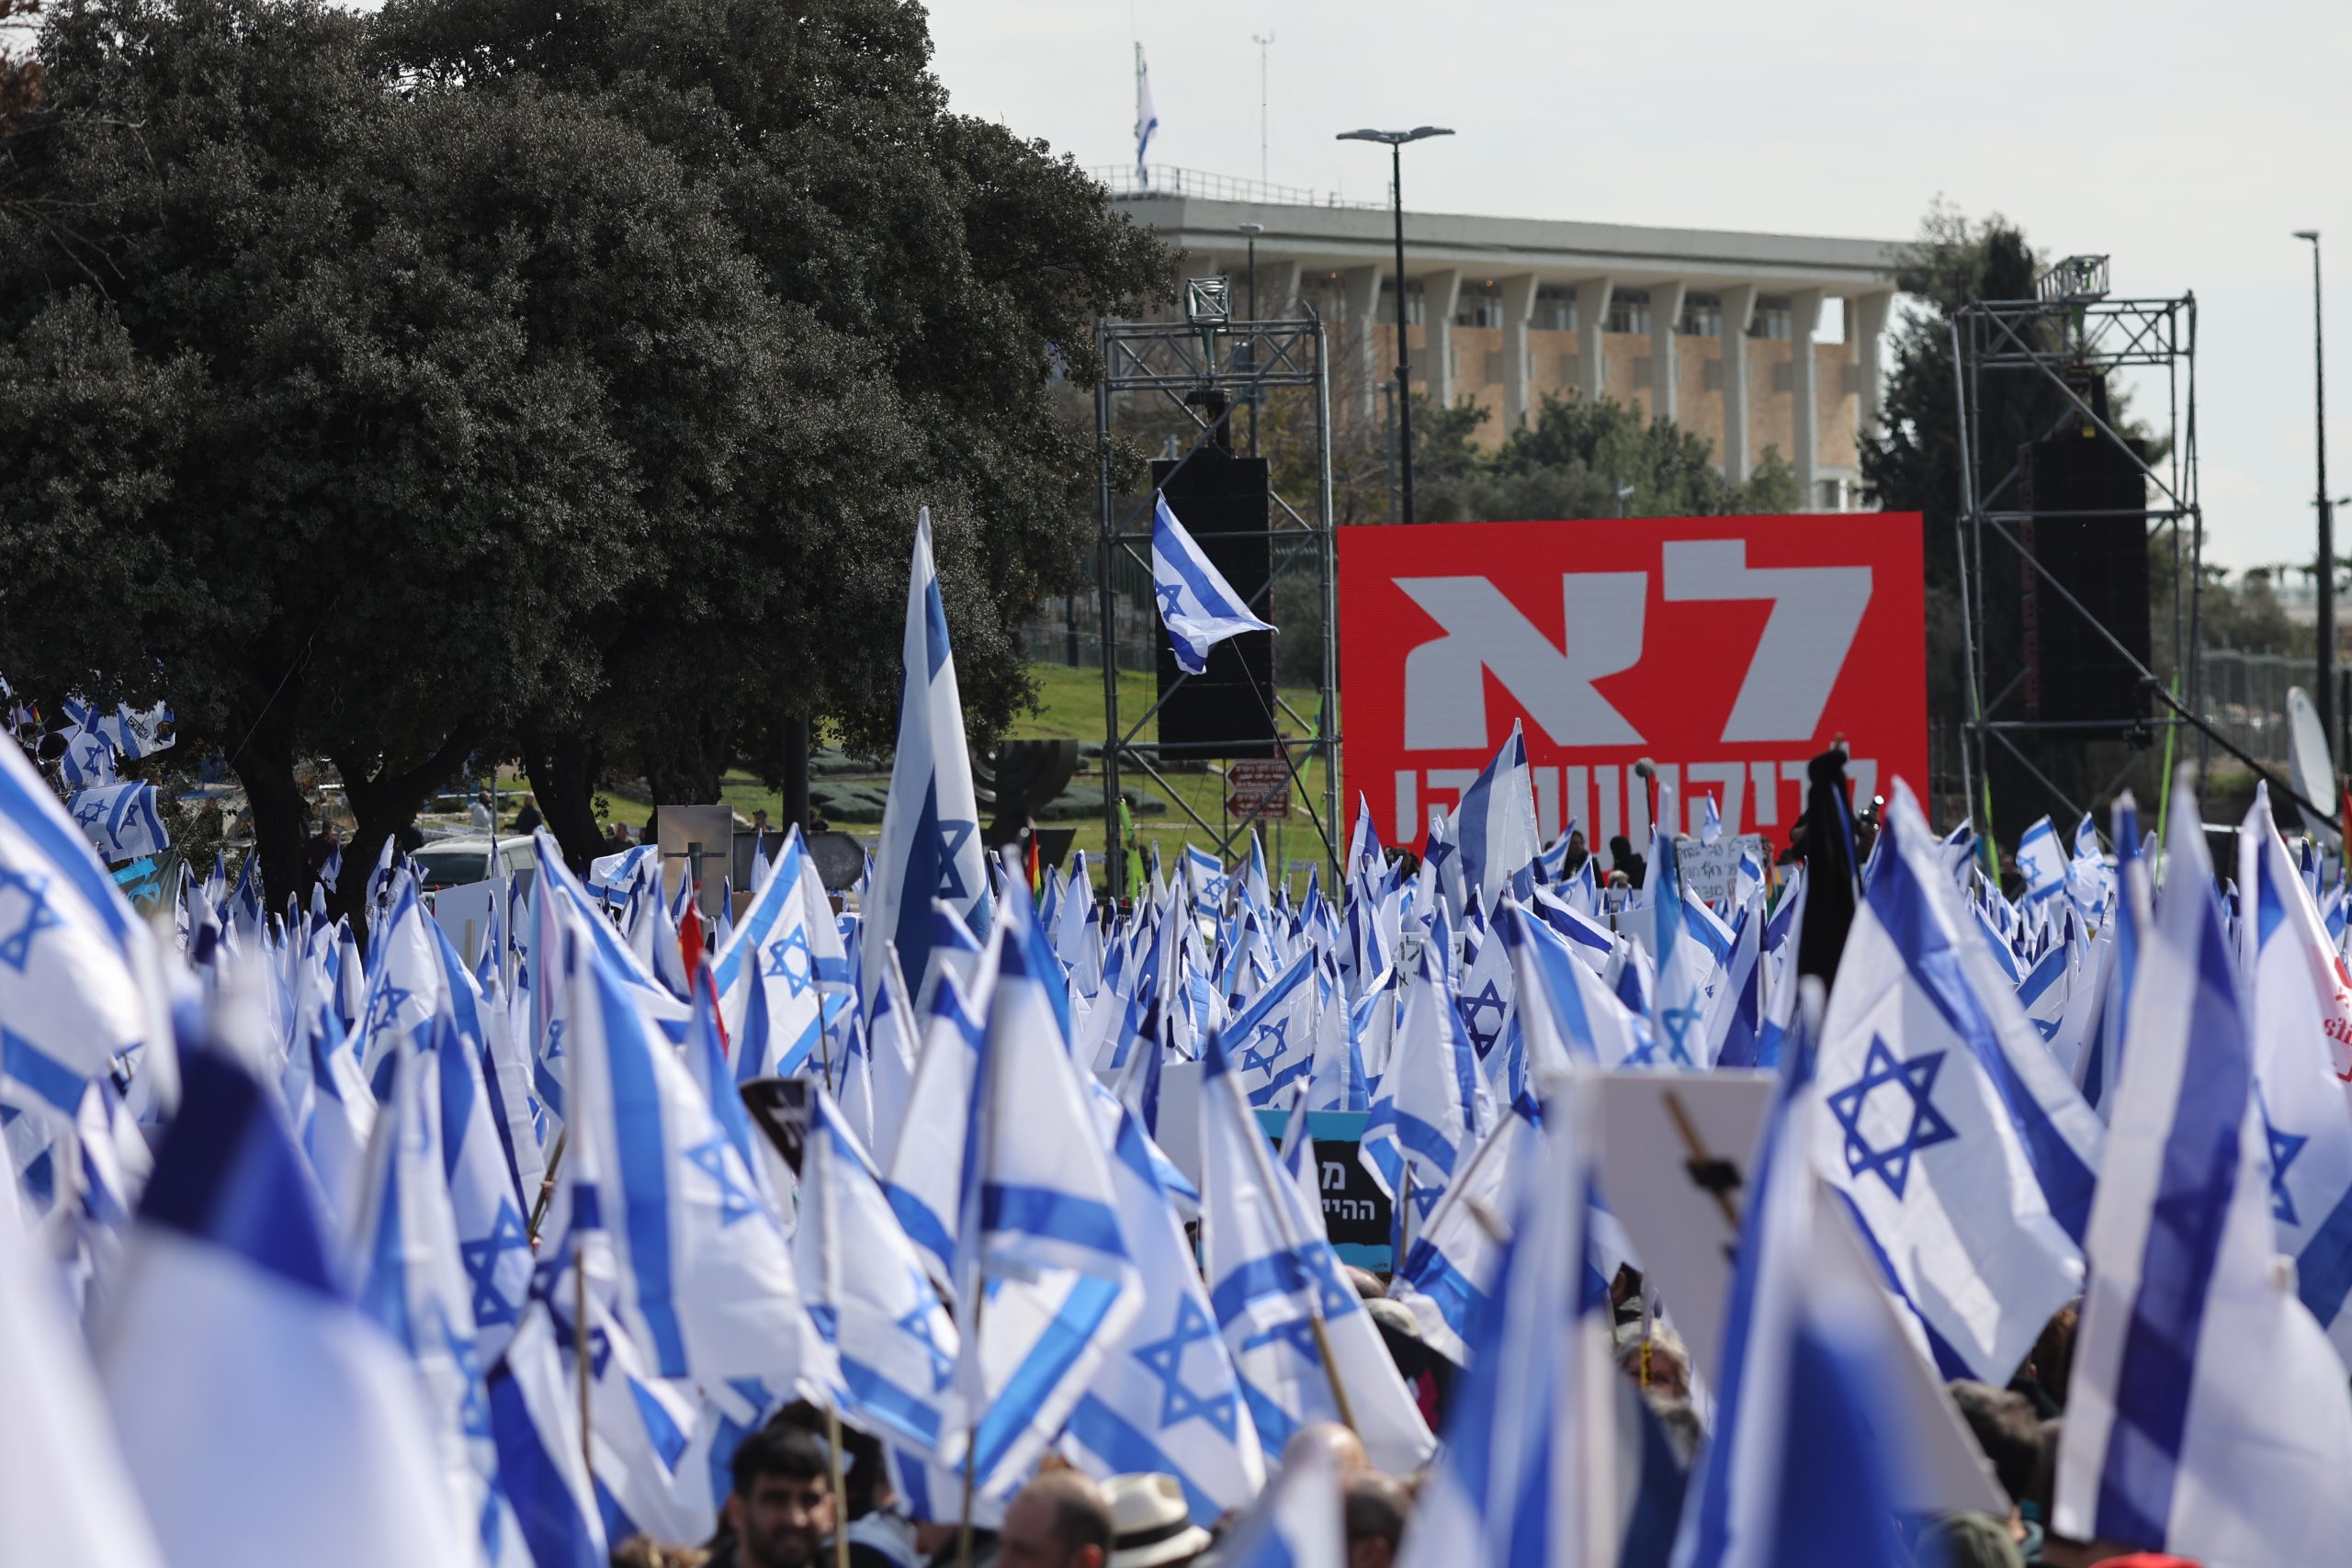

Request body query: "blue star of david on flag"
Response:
[1459, 980, 1508, 1057]
[764, 927, 816, 998]
[895, 1268, 956, 1393]
[684, 1135, 757, 1226]
[1131, 1296, 1238, 1439]
[1826, 1034, 1960, 1199]
[1657, 1002, 1705, 1066]
[0, 865, 63, 973]
[2267, 1117, 2310, 1227]
[425, 1301, 492, 1441]
[361, 979, 415, 1043]
[459, 1199, 530, 1329]
[1238, 1017, 1290, 1076]
[934, 818, 978, 901]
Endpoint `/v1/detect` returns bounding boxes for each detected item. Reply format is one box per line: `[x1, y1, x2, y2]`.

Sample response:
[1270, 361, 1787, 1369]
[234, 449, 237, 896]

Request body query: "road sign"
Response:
[1225, 758, 1293, 820]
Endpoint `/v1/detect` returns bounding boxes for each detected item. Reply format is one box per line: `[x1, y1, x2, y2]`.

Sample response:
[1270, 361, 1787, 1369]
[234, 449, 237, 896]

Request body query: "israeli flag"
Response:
[0, 728, 168, 1119]
[1700, 792, 1724, 846]
[1200, 1022, 1435, 1473]
[0, 1133, 167, 1565]
[1807, 781, 2098, 1383]
[1151, 492, 1274, 676]
[350, 1025, 526, 1567]
[356, 882, 448, 1099]
[2236, 789, 2352, 1362]
[430, 976, 536, 1368]
[1647, 792, 1716, 1068]
[1134, 45, 1159, 179]
[867, 511, 992, 1024]
[1388, 1101, 1536, 1365]
[1450, 721, 1540, 915]
[884, 959, 989, 1287]
[2015, 815, 2066, 904]
[2056, 779, 2352, 1564]
[1362, 938, 1498, 1237]
[1203, 1442, 1343, 1568]
[99, 1050, 475, 1567]
[1224, 949, 1319, 1106]
[1398, 1078, 1667, 1568]
[66, 780, 167, 866]
[484, 1304, 608, 1568]
[1064, 1108, 1268, 1526]
[707, 829, 826, 1078]
[950, 875, 1144, 1498]
[57, 722, 118, 790]
[557, 911, 839, 1388]
[1675, 1053, 1945, 1568]
[797, 1085, 961, 1460]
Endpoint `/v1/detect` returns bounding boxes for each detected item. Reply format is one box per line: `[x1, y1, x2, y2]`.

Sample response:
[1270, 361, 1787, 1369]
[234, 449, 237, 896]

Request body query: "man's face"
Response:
[997, 1492, 1092, 1568]
[731, 1472, 834, 1568]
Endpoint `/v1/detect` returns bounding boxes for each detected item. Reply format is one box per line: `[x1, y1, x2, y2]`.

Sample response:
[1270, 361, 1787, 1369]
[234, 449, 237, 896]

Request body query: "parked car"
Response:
[411, 836, 536, 894]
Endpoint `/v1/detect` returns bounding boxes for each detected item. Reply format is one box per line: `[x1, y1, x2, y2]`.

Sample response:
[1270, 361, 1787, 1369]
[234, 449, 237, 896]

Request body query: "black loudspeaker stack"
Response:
[1152, 444, 1279, 761]
[2018, 430, 2153, 733]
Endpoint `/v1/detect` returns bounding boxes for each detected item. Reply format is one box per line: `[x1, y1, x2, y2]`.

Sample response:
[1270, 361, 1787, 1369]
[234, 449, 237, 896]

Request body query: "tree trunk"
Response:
[230, 690, 313, 935]
[526, 728, 607, 874]
[329, 723, 482, 949]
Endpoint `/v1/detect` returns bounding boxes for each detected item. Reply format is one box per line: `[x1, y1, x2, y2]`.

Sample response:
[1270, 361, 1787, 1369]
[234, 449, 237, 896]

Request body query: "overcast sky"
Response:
[927, 0, 2351, 573]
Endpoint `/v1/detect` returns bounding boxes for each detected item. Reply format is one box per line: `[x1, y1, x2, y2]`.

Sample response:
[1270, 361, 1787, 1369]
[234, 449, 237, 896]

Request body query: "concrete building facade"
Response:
[1107, 173, 1904, 511]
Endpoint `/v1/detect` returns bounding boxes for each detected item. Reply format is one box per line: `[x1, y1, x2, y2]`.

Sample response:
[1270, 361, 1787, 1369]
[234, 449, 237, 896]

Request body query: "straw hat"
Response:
[1104, 1473, 1213, 1568]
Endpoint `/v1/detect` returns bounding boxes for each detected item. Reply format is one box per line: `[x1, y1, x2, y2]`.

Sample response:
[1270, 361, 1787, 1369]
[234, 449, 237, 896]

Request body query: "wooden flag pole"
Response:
[574, 1246, 593, 1478]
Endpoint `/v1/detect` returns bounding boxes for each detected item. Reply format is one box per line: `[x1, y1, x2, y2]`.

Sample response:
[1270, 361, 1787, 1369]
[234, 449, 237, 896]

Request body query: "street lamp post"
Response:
[1337, 126, 1453, 525]
[2298, 230, 2334, 756]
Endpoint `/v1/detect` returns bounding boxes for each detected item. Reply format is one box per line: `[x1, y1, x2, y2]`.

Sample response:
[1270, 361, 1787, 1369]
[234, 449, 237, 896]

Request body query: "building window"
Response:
[1749, 297, 1793, 340]
[1454, 282, 1501, 329]
[1818, 477, 1848, 512]
[1680, 293, 1722, 338]
[1379, 278, 1426, 326]
[1606, 289, 1650, 335]
[1532, 286, 1577, 332]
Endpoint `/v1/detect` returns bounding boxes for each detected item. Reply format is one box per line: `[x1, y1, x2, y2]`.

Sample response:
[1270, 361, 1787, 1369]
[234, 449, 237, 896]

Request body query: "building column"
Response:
[1498, 273, 1539, 430]
[1853, 289, 1894, 436]
[1573, 276, 1614, 402]
[1420, 268, 1462, 410]
[1790, 288, 1824, 509]
[1647, 279, 1687, 426]
[1253, 257, 1300, 319]
[1340, 264, 1384, 421]
[1719, 283, 1758, 482]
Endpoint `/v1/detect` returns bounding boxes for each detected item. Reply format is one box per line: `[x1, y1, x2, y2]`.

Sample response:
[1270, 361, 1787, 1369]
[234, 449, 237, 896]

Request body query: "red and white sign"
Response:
[1337, 514, 1927, 852]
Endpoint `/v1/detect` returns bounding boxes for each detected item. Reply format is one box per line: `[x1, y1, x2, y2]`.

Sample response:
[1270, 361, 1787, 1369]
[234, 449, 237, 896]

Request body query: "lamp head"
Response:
[2296, 230, 2321, 242]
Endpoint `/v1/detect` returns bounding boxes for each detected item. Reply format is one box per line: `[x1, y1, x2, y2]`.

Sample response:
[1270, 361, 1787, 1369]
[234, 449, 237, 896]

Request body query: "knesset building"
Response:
[1102, 167, 1904, 513]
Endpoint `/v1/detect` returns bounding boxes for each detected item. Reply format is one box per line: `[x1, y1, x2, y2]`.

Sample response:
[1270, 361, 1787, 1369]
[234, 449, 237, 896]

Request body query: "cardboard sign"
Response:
[1337, 513, 1928, 855]
[1673, 833, 1770, 903]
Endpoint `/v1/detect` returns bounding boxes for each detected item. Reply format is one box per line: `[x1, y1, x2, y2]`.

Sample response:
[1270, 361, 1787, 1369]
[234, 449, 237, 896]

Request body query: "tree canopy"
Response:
[0, 0, 1170, 916]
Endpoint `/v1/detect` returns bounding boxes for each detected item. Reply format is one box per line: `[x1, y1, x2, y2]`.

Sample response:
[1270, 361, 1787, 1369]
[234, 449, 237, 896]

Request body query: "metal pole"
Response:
[782, 714, 810, 834]
[1247, 228, 1260, 457]
[1390, 141, 1415, 525]
[2301, 233, 2335, 758]
[1315, 319, 1343, 888]
[1096, 323, 1126, 902]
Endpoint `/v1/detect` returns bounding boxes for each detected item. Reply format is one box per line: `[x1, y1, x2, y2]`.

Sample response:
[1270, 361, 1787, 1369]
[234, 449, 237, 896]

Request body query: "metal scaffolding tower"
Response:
[1951, 257, 2331, 828]
[1091, 300, 1341, 901]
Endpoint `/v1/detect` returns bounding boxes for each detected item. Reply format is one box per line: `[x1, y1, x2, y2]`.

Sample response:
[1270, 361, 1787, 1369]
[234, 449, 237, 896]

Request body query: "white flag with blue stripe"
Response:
[1200, 1021, 1435, 1473]
[1449, 721, 1539, 915]
[797, 1083, 961, 1461]
[864, 509, 992, 1023]
[2015, 815, 2066, 904]
[1362, 938, 1498, 1236]
[2056, 778, 2352, 1564]
[1151, 491, 1274, 676]
[1806, 780, 2098, 1383]
[1204, 1443, 1343, 1568]
[99, 1048, 474, 1568]
[557, 904, 839, 1388]
[0, 728, 169, 1120]
[949, 874, 1143, 1498]
[1064, 1106, 1268, 1526]
[2236, 788, 2352, 1364]
[66, 780, 168, 866]
[708, 829, 828, 1080]
[1224, 949, 1319, 1107]
[1387, 1100, 1537, 1365]
[483, 1304, 608, 1568]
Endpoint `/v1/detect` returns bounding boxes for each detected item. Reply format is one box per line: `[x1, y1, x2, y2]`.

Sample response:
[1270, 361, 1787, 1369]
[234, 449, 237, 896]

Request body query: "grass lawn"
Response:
[565, 661, 1341, 887]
